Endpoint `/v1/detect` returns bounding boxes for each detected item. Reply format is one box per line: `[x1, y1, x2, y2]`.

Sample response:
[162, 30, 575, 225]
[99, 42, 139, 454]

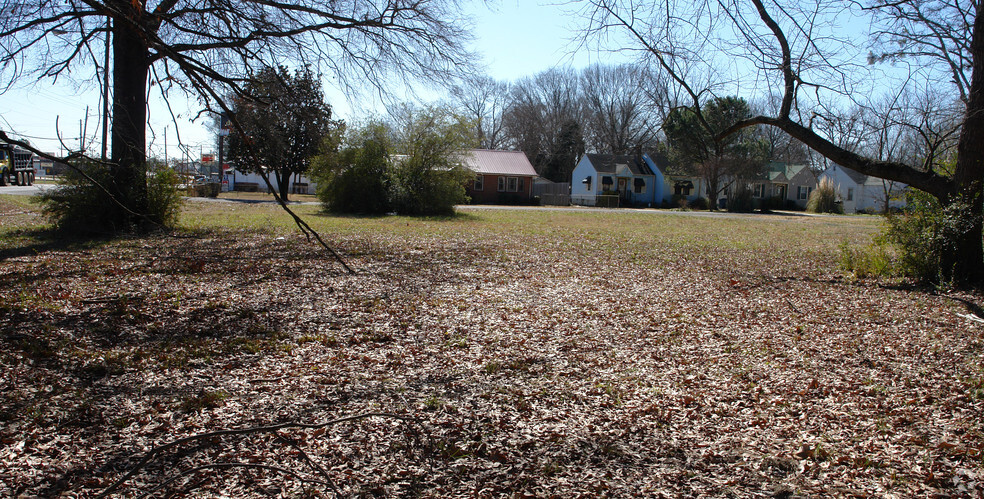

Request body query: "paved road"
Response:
[0, 183, 55, 196]
[2, 183, 836, 220]
[458, 204, 831, 219]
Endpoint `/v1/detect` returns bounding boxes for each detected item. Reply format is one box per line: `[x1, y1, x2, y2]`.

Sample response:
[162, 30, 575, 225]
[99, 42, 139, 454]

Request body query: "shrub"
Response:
[147, 168, 183, 227]
[839, 190, 975, 284]
[689, 196, 710, 210]
[185, 182, 220, 198]
[806, 177, 843, 214]
[313, 134, 391, 215]
[388, 160, 471, 216]
[839, 240, 895, 279]
[881, 190, 948, 282]
[727, 186, 754, 212]
[39, 162, 181, 234]
[671, 194, 688, 209]
[759, 195, 785, 213]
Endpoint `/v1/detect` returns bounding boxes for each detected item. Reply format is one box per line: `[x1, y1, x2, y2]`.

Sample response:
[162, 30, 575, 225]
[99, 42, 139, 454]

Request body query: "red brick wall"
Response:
[466, 174, 534, 204]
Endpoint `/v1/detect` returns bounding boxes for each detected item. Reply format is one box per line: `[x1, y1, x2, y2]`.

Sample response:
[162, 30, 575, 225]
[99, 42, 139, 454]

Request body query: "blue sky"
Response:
[0, 1, 611, 159]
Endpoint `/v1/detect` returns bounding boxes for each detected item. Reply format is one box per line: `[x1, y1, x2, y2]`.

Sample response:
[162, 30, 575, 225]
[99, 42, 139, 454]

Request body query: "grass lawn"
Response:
[1, 195, 982, 497]
[211, 190, 320, 204]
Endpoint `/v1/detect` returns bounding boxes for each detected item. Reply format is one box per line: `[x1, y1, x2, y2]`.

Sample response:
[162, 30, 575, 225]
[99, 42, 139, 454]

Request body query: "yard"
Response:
[1, 195, 982, 497]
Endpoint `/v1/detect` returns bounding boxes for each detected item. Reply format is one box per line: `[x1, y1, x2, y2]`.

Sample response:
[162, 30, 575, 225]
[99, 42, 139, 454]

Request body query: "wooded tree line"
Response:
[450, 64, 811, 184]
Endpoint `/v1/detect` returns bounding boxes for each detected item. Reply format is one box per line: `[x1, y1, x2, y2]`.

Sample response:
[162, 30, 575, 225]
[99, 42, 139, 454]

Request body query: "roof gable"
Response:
[462, 149, 537, 176]
[583, 154, 654, 176]
[832, 165, 869, 185]
[786, 164, 816, 184]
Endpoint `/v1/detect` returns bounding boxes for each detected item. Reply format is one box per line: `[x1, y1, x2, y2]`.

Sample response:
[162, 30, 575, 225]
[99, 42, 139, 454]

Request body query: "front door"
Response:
[774, 184, 787, 200]
[617, 178, 628, 202]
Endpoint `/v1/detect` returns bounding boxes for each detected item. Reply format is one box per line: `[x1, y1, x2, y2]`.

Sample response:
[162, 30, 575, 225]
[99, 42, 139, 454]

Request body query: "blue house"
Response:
[570, 153, 665, 207]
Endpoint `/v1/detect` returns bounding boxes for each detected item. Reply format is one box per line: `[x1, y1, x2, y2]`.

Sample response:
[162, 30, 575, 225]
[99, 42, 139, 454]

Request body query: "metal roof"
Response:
[461, 149, 537, 176]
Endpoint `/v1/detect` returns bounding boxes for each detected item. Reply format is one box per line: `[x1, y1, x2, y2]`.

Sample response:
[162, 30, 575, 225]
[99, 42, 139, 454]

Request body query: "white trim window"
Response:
[474, 175, 484, 191]
[506, 177, 519, 192]
[497, 176, 506, 192]
[753, 183, 766, 198]
[847, 187, 854, 201]
[797, 185, 810, 200]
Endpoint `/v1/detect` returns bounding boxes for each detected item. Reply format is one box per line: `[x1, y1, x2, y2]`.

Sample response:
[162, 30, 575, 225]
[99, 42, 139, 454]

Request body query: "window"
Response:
[797, 185, 810, 200]
[497, 176, 506, 192]
[847, 188, 854, 201]
[673, 181, 694, 196]
[474, 175, 484, 191]
[753, 184, 766, 198]
[518, 177, 525, 192]
[506, 177, 518, 192]
[634, 178, 645, 194]
[582, 176, 592, 192]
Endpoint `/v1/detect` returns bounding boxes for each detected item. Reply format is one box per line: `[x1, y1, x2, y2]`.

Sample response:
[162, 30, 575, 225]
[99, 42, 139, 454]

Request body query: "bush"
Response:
[186, 182, 220, 198]
[759, 195, 784, 213]
[839, 240, 895, 279]
[147, 168, 183, 226]
[388, 160, 471, 216]
[727, 186, 754, 212]
[806, 177, 843, 214]
[313, 136, 390, 215]
[39, 162, 181, 234]
[689, 196, 710, 210]
[839, 190, 975, 284]
[881, 190, 952, 282]
[671, 194, 688, 209]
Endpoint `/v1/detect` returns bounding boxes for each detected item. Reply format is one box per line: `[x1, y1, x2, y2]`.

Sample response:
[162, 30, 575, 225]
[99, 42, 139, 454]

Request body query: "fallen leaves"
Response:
[0, 204, 982, 496]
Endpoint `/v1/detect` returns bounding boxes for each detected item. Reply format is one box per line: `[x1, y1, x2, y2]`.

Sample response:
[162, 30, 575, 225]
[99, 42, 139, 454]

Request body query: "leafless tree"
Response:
[502, 67, 585, 181]
[0, 0, 475, 231]
[575, 0, 984, 283]
[580, 63, 663, 154]
[450, 75, 510, 150]
[750, 94, 809, 164]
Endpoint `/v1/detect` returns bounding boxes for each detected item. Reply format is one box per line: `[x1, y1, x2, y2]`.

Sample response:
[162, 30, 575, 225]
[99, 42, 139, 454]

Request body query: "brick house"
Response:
[462, 149, 538, 204]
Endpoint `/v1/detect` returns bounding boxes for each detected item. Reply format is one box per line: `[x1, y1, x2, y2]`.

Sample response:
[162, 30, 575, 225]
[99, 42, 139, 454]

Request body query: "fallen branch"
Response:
[255, 172, 355, 274]
[275, 433, 342, 497]
[957, 312, 984, 324]
[97, 412, 415, 498]
[137, 462, 333, 499]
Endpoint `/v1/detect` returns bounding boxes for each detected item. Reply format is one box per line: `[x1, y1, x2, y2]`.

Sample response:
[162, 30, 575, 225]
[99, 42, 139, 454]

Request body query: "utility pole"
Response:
[101, 17, 110, 162]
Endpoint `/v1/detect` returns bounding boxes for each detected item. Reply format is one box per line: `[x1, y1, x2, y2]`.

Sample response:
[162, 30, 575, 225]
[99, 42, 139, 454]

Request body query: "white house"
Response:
[571, 153, 665, 207]
[820, 164, 907, 213]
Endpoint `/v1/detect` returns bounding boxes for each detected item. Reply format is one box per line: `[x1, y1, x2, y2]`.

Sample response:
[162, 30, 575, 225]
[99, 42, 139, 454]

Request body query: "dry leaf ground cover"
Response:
[1, 195, 982, 497]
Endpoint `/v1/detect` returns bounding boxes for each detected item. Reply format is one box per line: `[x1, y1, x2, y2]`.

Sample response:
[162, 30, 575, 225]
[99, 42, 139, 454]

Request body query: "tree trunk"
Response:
[944, 5, 984, 284]
[707, 173, 719, 211]
[110, 11, 150, 231]
[277, 170, 291, 202]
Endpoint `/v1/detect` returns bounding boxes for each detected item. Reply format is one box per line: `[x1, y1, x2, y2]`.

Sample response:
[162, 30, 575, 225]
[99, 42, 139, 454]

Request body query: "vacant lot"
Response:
[1, 196, 982, 497]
